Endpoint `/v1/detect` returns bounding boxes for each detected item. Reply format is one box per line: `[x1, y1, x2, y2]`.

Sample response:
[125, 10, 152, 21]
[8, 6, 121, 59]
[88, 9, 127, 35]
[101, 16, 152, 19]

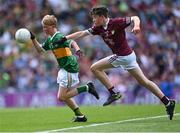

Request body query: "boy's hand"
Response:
[76, 50, 83, 57]
[30, 31, 35, 40]
[131, 26, 140, 34]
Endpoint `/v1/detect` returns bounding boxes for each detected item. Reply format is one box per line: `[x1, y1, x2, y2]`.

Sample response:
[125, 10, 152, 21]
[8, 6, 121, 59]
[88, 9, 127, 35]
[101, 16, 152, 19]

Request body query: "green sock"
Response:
[73, 107, 83, 116]
[77, 85, 88, 94]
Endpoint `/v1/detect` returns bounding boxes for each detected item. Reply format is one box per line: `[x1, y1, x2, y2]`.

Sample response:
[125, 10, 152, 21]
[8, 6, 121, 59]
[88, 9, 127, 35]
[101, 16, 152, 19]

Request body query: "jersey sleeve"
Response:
[115, 17, 131, 29]
[87, 26, 99, 35]
[51, 33, 70, 47]
[65, 39, 73, 48]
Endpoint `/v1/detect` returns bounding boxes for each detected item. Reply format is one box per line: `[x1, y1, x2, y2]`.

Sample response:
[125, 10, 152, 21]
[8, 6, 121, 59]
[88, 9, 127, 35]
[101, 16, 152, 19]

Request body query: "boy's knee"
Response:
[57, 95, 67, 101]
[90, 65, 96, 72]
[90, 64, 101, 73]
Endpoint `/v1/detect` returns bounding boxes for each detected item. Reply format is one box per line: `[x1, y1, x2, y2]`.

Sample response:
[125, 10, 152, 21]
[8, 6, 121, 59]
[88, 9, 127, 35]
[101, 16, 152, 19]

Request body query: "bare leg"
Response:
[57, 85, 86, 100]
[128, 67, 164, 99]
[57, 86, 86, 118]
[64, 98, 79, 110]
[57, 86, 79, 109]
[128, 67, 176, 120]
[90, 56, 115, 89]
[90, 56, 122, 106]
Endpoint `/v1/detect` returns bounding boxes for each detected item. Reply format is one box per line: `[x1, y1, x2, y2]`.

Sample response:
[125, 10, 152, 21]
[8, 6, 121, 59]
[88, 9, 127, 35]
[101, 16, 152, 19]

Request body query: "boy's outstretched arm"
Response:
[56, 31, 89, 44]
[30, 32, 45, 53]
[66, 30, 89, 40]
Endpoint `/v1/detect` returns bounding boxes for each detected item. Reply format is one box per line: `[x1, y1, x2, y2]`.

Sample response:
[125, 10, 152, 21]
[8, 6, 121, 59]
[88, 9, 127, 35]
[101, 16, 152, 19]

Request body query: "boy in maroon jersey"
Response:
[56, 6, 175, 120]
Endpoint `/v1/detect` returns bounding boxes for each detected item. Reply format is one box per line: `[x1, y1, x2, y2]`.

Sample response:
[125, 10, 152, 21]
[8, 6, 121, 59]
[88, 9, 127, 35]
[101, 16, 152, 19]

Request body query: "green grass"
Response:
[0, 104, 180, 132]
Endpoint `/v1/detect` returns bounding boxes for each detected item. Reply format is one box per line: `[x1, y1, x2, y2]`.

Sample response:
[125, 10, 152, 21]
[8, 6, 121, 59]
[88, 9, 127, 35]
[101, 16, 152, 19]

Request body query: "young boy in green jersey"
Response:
[30, 15, 99, 122]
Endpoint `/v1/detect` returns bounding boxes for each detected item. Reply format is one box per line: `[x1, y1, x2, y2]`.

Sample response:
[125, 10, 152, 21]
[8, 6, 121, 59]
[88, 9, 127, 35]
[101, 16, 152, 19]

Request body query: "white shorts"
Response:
[108, 51, 139, 70]
[57, 69, 79, 88]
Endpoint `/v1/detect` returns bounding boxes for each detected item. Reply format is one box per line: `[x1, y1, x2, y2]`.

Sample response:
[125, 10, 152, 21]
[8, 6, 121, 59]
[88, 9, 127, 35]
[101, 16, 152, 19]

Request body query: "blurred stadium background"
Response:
[0, 0, 180, 108]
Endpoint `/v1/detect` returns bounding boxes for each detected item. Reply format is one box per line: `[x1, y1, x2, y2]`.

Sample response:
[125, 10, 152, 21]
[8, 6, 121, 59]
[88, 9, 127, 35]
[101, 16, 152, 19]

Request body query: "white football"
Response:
[15, 28, 31, 43]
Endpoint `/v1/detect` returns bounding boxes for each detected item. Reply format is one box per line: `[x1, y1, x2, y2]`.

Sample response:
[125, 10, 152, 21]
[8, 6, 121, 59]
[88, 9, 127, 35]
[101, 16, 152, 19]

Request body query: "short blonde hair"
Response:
[42, 15, 57, 26]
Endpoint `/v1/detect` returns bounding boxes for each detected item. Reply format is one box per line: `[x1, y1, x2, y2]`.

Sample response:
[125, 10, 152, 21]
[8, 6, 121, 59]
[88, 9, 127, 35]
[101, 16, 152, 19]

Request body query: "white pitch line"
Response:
[37, 113, 180, 133]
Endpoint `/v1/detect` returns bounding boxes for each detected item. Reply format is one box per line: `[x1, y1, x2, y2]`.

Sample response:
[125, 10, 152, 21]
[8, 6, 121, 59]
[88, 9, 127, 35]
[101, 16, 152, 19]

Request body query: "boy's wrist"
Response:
[76, 50, 83, 57]
[30, 31, 35, 40]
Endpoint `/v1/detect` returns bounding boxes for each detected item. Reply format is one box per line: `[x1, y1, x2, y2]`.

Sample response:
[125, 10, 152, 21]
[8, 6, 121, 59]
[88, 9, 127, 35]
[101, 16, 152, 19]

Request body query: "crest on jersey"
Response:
[111, 30, 115, 35]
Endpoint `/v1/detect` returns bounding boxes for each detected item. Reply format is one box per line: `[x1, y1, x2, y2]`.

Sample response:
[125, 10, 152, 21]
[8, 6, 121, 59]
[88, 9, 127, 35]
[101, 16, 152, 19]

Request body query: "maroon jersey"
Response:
[87, 17, 132, 56]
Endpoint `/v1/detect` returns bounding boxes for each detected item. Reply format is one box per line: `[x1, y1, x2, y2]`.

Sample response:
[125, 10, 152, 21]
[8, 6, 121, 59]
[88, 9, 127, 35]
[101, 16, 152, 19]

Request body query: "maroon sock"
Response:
[108, 87, 115, 95]
[161, 96, 170, 106]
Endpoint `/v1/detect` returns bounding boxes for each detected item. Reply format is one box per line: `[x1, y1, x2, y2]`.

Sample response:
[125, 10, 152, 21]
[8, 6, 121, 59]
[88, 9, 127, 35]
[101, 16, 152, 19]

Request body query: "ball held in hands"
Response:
[15, 28, 31, 43]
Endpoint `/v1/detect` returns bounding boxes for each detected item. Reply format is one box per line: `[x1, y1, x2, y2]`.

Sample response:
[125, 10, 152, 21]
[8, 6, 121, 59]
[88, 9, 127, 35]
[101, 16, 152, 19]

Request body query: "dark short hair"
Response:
[90, 6, 109, 17]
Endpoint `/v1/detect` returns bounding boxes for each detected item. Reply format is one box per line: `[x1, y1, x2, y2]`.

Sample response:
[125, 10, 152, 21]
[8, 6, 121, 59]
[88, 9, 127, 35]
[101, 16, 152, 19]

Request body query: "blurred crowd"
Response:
[0, 0, 180, 99]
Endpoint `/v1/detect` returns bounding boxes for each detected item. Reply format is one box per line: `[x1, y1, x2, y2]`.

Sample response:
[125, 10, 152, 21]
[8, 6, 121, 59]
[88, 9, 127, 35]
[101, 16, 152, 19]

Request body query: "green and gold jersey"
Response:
[42, 32, 79, 73]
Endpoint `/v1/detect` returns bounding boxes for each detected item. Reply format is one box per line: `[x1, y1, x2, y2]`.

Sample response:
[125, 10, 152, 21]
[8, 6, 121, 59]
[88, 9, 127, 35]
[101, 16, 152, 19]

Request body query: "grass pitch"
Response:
[0, 104, 180, 132]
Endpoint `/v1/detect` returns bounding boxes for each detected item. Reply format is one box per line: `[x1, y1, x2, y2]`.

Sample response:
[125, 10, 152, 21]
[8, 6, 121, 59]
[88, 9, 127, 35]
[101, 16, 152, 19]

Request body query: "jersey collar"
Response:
[103, 18, 110, 30]
[50, 31, 60, 40]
